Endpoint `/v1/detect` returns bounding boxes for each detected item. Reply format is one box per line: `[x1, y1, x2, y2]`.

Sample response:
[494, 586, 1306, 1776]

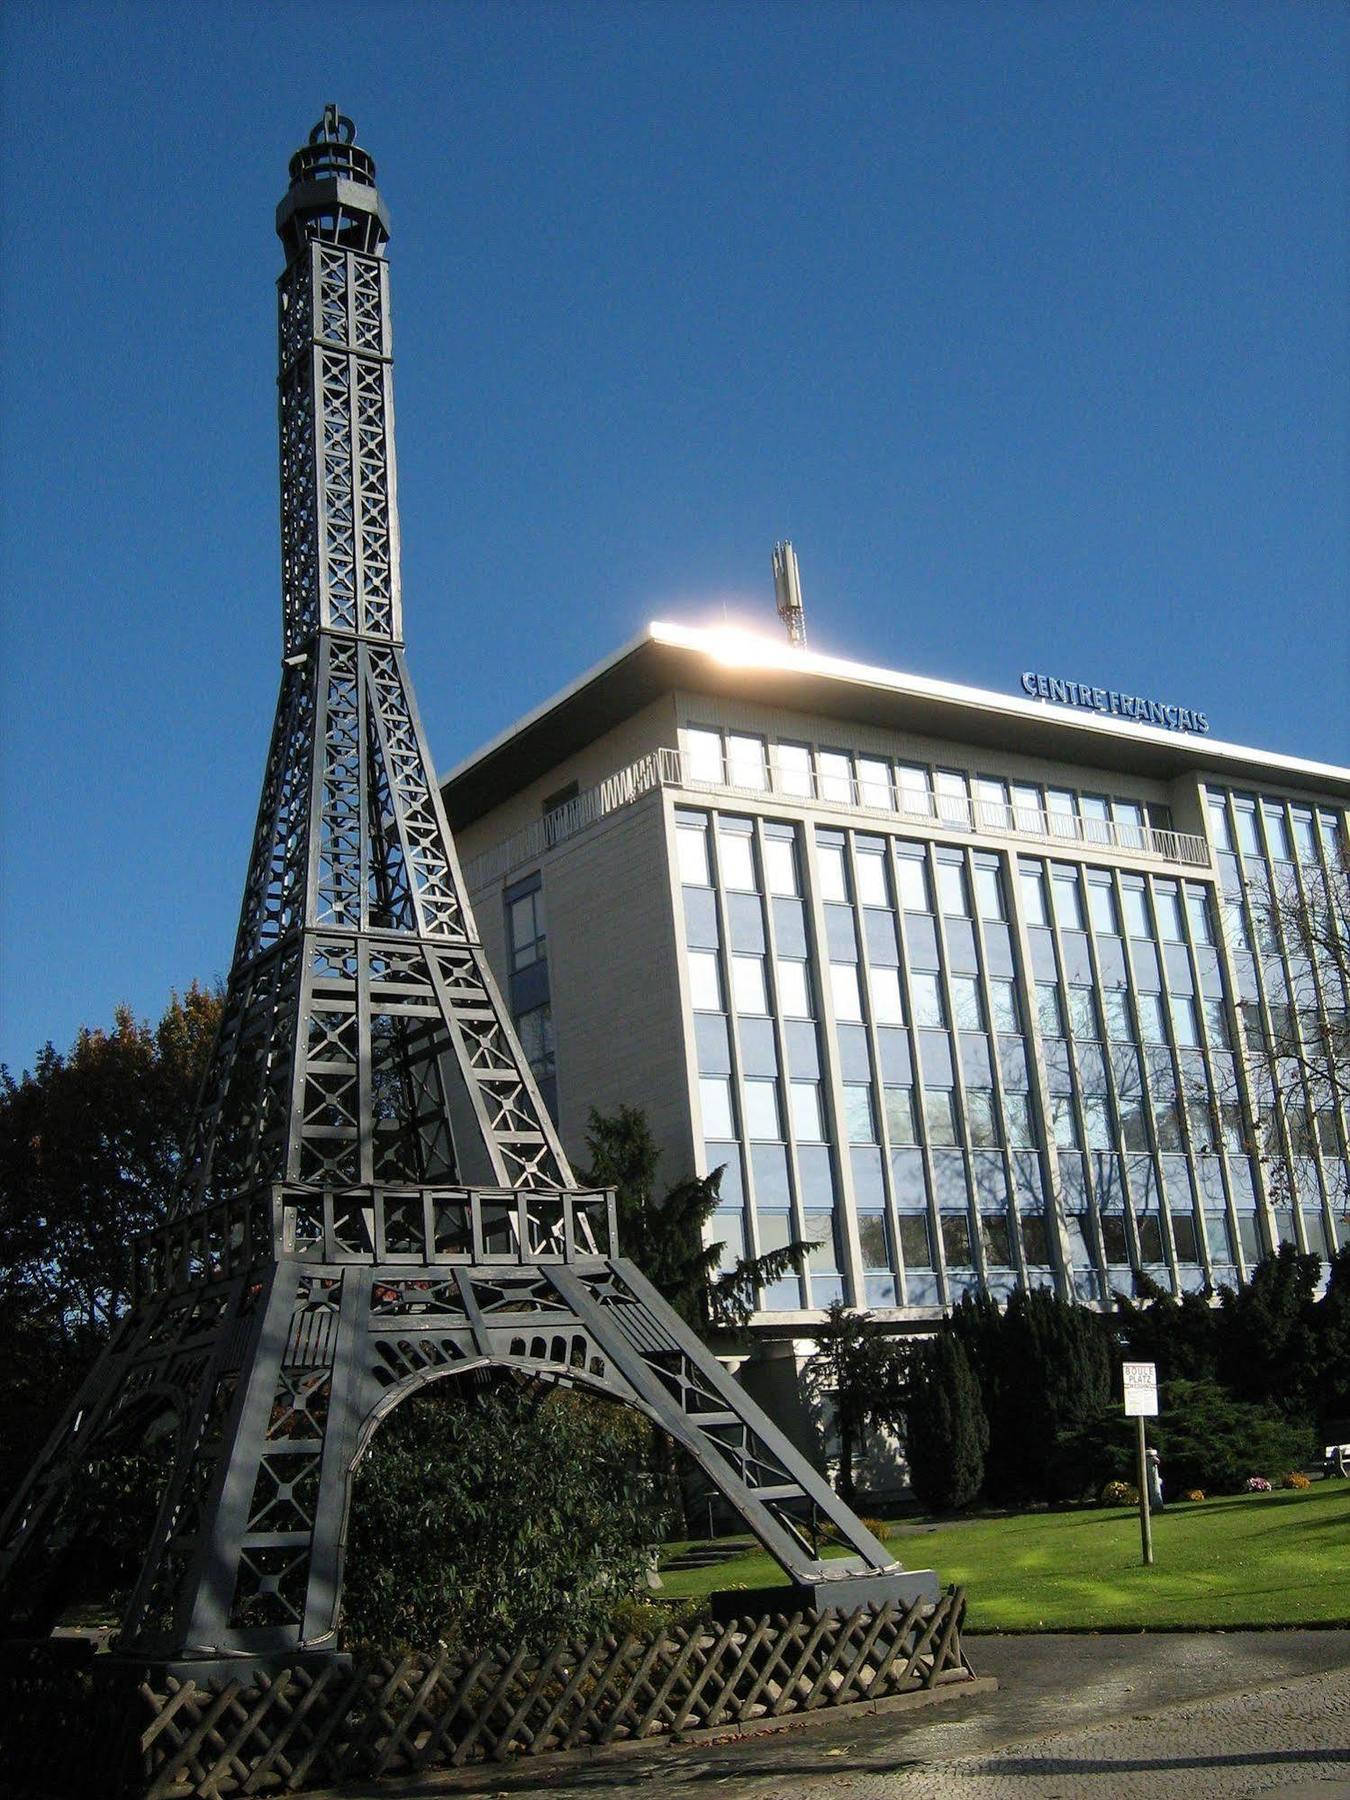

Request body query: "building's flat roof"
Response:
[442, 620, 1350, 828]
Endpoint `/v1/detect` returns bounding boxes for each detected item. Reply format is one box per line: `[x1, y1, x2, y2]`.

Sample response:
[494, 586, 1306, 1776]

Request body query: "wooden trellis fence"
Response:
[3, 1587, 975, 1798]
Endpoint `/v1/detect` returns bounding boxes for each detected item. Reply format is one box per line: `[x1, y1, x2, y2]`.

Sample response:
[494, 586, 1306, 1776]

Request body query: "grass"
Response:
[657, 1483, 1350, 1631]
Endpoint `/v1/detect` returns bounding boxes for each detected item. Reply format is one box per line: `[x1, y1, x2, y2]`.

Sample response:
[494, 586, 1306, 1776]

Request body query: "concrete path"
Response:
[315, 1628, 1350, 1800]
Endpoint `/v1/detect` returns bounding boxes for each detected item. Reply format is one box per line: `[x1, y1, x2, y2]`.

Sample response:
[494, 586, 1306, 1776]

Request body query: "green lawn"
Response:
[657, 1484, 1350, 1631]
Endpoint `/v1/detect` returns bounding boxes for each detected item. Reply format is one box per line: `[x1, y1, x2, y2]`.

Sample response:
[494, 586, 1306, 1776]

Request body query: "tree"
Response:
[980, 1289, 1113, 1503]
[580, 1105, 808, 1333]
[1216, 1243, 1321, 1416]
[1112, 1272, 1218, 1384]
[801, 1300, 909, 1506]
[342, 1375, 668, 1654]
[1230, 844, 1349, 1228]
[902, 1332, 988, 1512]
[1310, 1245, 1350, 1427]
[0, 986, 222, 1509]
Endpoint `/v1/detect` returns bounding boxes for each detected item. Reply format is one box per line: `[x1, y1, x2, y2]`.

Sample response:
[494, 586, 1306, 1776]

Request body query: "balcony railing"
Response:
[460, 746, 1211, 888]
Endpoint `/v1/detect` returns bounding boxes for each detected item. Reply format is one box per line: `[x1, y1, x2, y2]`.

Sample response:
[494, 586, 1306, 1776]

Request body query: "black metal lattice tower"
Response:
[0, 110, 933, 1667]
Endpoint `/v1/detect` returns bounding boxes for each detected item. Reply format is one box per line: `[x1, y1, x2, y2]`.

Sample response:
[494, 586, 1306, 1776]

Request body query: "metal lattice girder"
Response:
[0, 108, 934, 1664]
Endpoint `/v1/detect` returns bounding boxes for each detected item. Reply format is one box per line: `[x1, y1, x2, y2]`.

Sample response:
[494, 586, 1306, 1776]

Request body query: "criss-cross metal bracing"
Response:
[0, 109, 925, 1666]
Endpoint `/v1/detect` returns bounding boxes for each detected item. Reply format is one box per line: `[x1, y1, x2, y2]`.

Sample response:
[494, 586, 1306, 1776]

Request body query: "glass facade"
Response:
[675, 764, 1349, 1317]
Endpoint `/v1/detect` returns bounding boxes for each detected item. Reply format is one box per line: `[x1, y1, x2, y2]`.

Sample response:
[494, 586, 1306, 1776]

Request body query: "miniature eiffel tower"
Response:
[0, 110, 933, 1668]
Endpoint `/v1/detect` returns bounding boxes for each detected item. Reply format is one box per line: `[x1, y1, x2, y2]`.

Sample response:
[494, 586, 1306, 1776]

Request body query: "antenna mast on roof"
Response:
[772, 540, 807, 649]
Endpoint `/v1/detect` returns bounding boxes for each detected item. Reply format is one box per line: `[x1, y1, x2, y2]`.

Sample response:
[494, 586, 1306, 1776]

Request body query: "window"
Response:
[941, 1212, 973, 1266]
[1154, 886, 1184, 942]
[763, 833, 799, 897]
[990, 980, 1020, 1033]
[974, 777, 1011, 829]
[1088, 881, 1119, 936]
[1101, 1213, 1130, 1265]
[868, 965, 905, 1024]
[508, 884, 547, 971]
[855, 850, 889, 906]
[1136, 992, 1167, 1044]
[895, 852, 930, 911]
[1262, 803, 1292, 863]
[885, 1087, 918, 1143]
[1020, 865, 1049, 926]
[1206, 795, 1233, 849]
[951, 975, 983, 1031]
[1113, 799, 1145, 850]
[911, 972, 945, 1028]
[731, 954, 768, 1015]
[830, 961, 863, 1022]
[676, 817, 711, 886]
[776, 959, 812, 1017]
[717, 826, 756, 891]
[1103, 990, 1133, 1040]
[1051, 1096, 1078, 1147]
[966, 1090, 999, 1146]
[1234, 803, 1261, 857]
[1017, 1212, 1053, 1267]
[898, 1213, 934, 1268]
[921, 1088, 956, 1145]
[844, 1085, 876, 1143]
[688, 949, 722, 1010]
[1169, 994, 1200, 1048]
[1184, 886, 1213, 944]
[1136, 1212, 1166, 1264]
[1080, 794, 1111, 843]
[1053, 871, 1084, 931]
[1003, 1092, 1034, 1146]
[743, 1079, 781, 1140]
[975, 862, 1005, 921]
[896, 763, 931, 818]
[938, 859, 970, 917]
[775, 742, 813, 797]
[980, 1213, 1013, 1267]
[1082, 1095, 1113, 1150]
[858, 1211, 891, 1270]
[790, 1081, 825, 1142]
[935, 770, 970, 826]
[1122, 884, 1151, 939]
[699, 1076, 734, 1137]
[1067, 986, 1098, 1039]
[726, 733, 767, 791]
[1291, 809, 1318, 863]
[818, 750, 853, 803]
[683, 726, 723, 783]
[515, 1003, 554, 1079]
[1202, 998, 1229, 1047]
[1206, 1213, 1235, 1264]
[1036, 984, 1064, 1037]
[817, 839, 848, 901]
[1011, 783, 1043, 829]
[857, 757, 893, 809]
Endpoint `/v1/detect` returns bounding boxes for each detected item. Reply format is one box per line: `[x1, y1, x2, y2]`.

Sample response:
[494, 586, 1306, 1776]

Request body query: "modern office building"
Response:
[441, 610, 1350, 1352]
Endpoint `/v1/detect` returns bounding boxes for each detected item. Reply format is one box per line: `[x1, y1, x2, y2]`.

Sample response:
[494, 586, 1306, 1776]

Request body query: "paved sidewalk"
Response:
[318, 1629, 1350, 1800]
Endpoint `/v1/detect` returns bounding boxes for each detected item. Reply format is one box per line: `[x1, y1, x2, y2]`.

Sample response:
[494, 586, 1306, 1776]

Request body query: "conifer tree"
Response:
[903, 1331, 988, 1511]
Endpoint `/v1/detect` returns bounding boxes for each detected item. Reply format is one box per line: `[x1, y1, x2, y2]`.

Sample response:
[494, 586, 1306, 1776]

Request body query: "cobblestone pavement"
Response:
[320, 1630, 1350, 1800]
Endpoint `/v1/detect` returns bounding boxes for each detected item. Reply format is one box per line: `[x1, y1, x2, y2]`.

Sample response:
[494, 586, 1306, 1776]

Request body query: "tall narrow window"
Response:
[683, 726, 723, 784]
[726, 733, 768, 791]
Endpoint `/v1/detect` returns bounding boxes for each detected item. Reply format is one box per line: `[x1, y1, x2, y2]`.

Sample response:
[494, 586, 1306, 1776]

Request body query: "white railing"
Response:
[460, 746, 1211, 888]
[461, 751, 667, 888]
[670, 749, 1212, 867]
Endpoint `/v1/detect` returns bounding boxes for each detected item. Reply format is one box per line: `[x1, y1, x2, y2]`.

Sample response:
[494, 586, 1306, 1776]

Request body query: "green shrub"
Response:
[343, 1376, 669, 1654]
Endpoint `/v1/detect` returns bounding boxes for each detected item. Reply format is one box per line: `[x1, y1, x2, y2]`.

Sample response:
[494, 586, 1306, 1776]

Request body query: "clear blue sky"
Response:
[1, 1, 1346, 1073]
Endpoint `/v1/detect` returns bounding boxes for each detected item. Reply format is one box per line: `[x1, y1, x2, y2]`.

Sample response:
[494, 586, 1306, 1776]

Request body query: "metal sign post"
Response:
[1122, 1361, 1158, 1567]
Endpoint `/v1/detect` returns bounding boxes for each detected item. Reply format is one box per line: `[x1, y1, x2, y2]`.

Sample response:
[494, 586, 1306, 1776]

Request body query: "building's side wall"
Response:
[449, 675, 1349, 1341]
[452, 696, 678, 881]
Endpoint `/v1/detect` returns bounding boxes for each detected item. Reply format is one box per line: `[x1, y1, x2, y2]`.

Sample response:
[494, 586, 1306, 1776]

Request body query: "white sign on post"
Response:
[1122, 1361, 1158, 1417]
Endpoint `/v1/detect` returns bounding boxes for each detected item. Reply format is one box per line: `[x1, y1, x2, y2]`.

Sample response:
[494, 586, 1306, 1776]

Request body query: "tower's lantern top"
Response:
[276, 104, 391, 259]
